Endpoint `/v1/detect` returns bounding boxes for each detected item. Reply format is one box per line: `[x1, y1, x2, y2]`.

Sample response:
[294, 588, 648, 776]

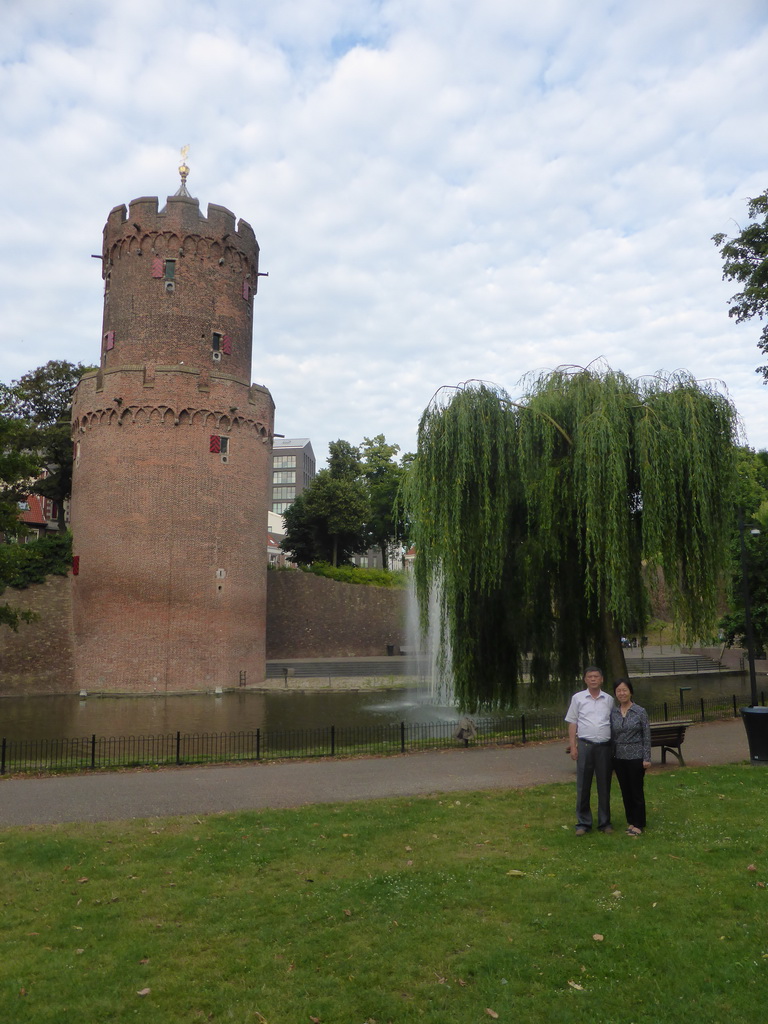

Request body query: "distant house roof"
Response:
[19, 494, 47, 528]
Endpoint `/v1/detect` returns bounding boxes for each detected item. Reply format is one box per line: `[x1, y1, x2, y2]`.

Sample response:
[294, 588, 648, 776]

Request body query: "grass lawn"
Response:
[0, 764, 766, 1023]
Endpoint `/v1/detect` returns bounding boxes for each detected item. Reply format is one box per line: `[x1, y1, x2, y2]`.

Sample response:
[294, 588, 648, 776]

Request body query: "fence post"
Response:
[256, 728, 260, 760]
[521, 714, 526, 744]
[733, 695, 738, 718]
[663, 701, 668, 720]
[91, 734, 96, 769]
[1, 737, 5, 776]
[400, 721, 406, 754]
[176, 731, 181, 765]
[700, 697, 705, 722]
[331, 725, 335, 758]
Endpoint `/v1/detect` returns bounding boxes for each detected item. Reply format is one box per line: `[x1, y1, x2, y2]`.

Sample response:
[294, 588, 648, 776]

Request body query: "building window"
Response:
[273, 455, 297, 469]
[164, 259, 176, 281]
[272, 486, 295, 500]
[212, 332, 222, 352]
[273, 471, 296, 484]
[272, 501, 293, 513]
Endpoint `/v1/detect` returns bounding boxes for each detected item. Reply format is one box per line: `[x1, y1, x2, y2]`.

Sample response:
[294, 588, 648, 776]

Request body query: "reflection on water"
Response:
[0, 671, 751, 741]
[0, 687, 457, 742]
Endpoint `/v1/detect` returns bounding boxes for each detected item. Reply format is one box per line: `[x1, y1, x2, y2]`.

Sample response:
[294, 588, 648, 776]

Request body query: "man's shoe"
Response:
[575, 827, 588, 836]
[600, 825, 614, 834]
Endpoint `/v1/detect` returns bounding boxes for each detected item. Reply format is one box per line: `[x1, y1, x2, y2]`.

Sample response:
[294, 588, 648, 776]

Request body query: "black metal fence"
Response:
[0, 692, 762, 776]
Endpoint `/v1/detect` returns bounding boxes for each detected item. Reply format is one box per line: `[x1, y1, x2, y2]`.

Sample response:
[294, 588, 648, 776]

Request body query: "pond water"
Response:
[0, 671, 752, 741]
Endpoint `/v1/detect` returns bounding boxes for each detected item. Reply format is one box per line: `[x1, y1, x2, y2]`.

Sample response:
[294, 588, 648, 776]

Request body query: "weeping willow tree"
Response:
[403, 364, 738, 708]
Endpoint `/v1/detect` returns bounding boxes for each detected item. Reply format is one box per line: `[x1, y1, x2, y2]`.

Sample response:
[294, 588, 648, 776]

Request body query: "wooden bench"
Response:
[650, 720, 692, 766]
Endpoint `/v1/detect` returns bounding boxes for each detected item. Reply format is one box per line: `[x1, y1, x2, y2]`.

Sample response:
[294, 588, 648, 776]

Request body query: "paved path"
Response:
[0, 718, 754, 827]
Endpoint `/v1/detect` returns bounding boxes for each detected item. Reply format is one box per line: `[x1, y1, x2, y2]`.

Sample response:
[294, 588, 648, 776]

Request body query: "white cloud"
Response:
[1, 0, 768, 466]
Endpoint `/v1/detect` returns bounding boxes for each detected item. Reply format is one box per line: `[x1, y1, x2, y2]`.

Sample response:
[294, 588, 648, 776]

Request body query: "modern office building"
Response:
[271, 437, 315, 514]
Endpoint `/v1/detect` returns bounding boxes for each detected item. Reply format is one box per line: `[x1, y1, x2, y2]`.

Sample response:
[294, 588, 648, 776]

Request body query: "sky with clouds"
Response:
[2, 0, 768, 466]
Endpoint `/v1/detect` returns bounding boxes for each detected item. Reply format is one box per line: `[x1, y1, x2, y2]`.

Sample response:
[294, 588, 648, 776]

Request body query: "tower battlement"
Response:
[105, 195, 258, 263]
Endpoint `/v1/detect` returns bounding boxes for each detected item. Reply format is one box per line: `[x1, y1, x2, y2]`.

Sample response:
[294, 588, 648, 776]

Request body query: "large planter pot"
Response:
[740, 706, 768, 763]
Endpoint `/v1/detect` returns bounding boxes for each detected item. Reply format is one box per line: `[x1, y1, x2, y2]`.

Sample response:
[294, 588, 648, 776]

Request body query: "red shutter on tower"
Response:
[209, 435, 221, 453]
[72, 556, 80, 576]
[105, 331, 115, 350]
[222, 335, 232, 355]
[151, 257, 163, 278]
[242, 279, 250, 300]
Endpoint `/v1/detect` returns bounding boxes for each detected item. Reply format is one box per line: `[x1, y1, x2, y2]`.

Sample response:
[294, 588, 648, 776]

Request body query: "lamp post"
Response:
[738, 510, 760, 707]
[738, 511, 767, 763]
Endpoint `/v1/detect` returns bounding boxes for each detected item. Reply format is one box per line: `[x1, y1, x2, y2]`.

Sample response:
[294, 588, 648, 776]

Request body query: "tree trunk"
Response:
[601, 601, 628, 683]
[332, 535, 338, 567]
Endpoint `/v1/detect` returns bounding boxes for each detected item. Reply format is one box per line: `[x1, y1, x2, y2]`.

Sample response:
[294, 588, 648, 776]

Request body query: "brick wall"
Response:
[0, 575, 74, 693]
[266, 571, 406, 659]
[0, 572, 407, 693]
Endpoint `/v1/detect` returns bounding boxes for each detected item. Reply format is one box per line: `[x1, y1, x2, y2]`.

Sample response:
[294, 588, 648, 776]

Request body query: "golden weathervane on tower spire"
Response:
[175, 145, 192, 197]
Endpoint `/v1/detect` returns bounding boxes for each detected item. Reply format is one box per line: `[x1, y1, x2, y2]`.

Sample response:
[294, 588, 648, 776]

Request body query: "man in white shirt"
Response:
[565, 666, 615, 835]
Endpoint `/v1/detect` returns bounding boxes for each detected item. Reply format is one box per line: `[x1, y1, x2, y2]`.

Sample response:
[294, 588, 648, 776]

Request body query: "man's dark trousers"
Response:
[576, 739, 612, 830]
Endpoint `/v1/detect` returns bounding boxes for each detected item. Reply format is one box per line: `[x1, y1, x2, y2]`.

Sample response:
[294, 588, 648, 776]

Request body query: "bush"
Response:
[304, 561, 407, 588]
[0, 531, 73, 592]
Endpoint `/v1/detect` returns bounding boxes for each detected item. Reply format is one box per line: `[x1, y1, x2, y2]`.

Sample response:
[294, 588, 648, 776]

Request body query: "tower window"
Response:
[210, 435, 229, 455]
[164, 260, 176, 281]
[212, 332, 222, 352]
[104, 331, 115, 351]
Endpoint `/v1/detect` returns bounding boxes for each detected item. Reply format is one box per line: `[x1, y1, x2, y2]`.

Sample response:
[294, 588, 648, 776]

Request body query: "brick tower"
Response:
[70, 165, 274, 692]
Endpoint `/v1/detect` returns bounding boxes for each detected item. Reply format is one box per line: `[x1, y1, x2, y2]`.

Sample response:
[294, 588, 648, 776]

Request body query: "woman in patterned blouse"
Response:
[611, 678, 651, 836]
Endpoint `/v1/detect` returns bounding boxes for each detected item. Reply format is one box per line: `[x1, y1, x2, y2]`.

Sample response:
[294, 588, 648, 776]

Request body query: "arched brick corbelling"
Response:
[74, 404, 271, 436]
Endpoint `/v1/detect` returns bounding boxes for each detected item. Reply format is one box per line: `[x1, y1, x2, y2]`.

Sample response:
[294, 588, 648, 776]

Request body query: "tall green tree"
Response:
[713, 189, 768, 381]
[1, 360, 91, 529]
[404, 366, 738, 708]
[360, 434, 411, 568]
[281, 440, 370, 566]
[719, 447, 768, 658]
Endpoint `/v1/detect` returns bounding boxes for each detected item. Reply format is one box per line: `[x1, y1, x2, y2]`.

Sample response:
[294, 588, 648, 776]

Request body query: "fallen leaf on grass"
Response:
[593, 934, 604, 941]
[568, 980, 585, 990]
[506, 869, 526, 877]
[747, 864, 757, 872]
[611, 890, 622, 898]
[77, 878, 89, 884]
[343, 909, 352, 917]
[485, 1010, 499, 1019]
[310, 1016, 321, 1022]
[137, 988, 151, 996]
